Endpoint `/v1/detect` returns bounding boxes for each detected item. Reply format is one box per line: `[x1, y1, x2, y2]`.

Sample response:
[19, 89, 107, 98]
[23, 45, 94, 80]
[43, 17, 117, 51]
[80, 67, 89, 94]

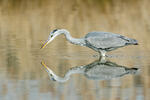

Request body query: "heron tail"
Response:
[126, 67, 139, 74]
[126, 38, 138, 45]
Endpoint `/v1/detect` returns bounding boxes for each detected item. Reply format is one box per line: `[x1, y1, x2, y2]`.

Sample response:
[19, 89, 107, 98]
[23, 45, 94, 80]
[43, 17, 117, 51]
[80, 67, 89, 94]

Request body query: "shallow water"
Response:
[0, 0, 150, 100]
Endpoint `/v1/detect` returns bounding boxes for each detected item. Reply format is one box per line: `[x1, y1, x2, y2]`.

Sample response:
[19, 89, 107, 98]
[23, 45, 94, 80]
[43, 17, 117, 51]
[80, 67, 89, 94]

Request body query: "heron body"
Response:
[41, 29, 138, 56]
[41, 60, 139, 82]
[85, 32, 137, 51]
[84, 60, 138, 80]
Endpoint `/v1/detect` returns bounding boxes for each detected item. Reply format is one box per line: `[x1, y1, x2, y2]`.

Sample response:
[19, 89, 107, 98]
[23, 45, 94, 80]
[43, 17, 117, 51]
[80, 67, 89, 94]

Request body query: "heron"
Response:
[41, 60, 139, 83]
[41, 29, 138, 57]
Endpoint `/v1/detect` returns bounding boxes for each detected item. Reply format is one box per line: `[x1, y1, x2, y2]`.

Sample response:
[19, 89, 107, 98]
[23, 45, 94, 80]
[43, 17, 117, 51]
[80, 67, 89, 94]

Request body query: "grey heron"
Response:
[41, 29, 138, 57]
[41, 60, 139, 83]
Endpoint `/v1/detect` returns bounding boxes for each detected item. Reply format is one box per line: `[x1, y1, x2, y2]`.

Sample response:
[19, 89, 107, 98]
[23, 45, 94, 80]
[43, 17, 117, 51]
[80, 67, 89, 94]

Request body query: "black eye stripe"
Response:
[52, 29, 58, 33]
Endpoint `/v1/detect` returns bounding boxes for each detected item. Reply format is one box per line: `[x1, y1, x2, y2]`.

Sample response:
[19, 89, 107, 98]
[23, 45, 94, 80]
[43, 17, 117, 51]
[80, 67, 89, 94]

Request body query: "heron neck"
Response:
[51, 65, 85, 83]
[62, 30, 86, 46]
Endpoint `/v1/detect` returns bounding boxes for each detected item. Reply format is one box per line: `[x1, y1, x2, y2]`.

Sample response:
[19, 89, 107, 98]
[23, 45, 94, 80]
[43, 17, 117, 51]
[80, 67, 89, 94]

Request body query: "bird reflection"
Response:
[41, 59, 139, 83]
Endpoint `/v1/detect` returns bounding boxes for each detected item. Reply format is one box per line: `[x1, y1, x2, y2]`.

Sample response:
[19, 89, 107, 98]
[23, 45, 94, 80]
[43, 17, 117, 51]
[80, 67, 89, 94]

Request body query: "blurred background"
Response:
[0, 0, 150, 100]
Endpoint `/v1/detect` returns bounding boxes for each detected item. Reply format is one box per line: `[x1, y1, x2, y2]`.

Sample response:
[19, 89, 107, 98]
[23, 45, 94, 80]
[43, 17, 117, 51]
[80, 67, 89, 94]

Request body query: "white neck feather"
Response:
[57, 29, 86, 46]
[48, 65, 85, 83]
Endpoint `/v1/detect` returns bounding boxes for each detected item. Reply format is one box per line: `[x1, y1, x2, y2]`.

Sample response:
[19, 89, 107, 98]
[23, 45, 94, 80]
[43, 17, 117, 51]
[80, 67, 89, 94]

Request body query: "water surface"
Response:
[0, 0, 150, 100]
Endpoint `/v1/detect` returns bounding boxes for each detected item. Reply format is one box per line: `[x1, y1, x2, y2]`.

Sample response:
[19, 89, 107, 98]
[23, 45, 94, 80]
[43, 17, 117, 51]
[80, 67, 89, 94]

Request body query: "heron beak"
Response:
[41, 61, 49, 73]
[41, 39, 50, 49]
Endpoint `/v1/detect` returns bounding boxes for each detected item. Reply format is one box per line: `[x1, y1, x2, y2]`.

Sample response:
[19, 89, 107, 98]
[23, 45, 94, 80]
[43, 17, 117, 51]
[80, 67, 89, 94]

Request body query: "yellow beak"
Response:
[41, 40, 49, 49]
[41, 61, 49, 71]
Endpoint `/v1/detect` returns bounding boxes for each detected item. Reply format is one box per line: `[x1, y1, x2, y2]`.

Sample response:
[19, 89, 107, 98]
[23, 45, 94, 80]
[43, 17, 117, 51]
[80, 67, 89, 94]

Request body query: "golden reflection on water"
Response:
[0, 0, 150, 100]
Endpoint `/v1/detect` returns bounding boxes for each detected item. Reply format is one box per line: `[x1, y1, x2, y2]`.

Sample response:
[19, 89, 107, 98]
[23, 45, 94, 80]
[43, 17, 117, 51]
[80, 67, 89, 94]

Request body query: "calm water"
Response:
[0, 0, 150, 100]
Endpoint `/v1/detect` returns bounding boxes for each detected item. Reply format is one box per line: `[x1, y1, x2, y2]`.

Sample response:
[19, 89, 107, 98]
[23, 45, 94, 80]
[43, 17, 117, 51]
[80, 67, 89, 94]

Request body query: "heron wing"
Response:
[85, 32, 129, 49]
[85, 64, 127, 79]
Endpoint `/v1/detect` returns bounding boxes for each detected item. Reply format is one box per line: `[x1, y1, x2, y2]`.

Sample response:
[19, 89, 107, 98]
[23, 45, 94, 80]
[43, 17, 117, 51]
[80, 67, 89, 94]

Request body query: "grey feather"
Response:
[84, 60, 139, 80]
[85, 32, 138, 51]
[42, 59, 139, 82]
[42, 29, 138, 57]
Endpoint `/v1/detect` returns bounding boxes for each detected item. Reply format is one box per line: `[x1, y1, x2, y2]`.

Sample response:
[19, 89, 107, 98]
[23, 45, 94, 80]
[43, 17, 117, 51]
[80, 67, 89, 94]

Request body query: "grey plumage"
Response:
[84, 60, 139, 80]
[41, 29, 138, 56]
[85, 32, 138, 52]
[41, 59, 139, 82]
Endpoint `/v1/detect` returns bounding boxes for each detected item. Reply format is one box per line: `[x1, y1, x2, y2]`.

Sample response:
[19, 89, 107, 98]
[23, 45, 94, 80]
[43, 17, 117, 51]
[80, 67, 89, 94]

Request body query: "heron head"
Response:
[41, 61, 56, 81]
[41, 29, 60, 48]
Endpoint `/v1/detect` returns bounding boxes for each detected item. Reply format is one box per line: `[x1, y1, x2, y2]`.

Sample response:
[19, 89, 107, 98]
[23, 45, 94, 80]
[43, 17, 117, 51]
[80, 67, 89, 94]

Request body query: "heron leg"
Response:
[99, 55, 106, 62]
[98, 50, 106, 60]
[100, 50, 106, 57]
